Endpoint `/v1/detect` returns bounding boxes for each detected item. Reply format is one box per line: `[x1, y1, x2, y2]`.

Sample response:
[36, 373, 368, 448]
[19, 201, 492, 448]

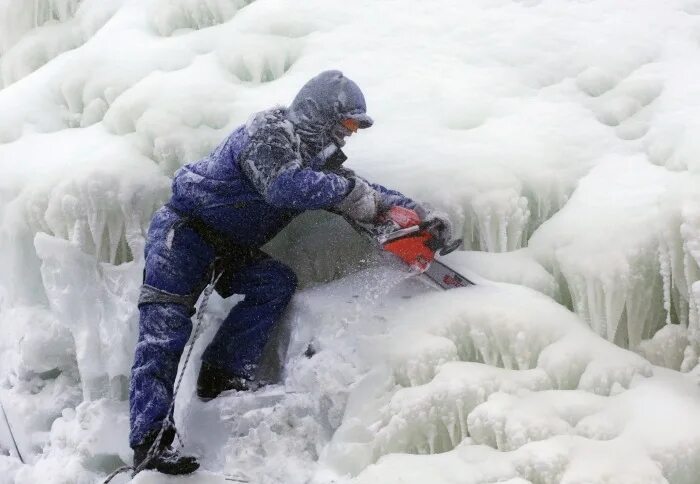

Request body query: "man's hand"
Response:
[335, 177, 380, 223]
[418, 207, 454, 248]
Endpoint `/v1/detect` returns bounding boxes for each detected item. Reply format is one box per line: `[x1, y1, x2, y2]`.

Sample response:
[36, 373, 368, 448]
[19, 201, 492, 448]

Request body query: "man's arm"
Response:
[366, 180, 419, 212]
[335, 170, 418, 212]
[334, 171, 455, 246]
[240, 130, 352, 210]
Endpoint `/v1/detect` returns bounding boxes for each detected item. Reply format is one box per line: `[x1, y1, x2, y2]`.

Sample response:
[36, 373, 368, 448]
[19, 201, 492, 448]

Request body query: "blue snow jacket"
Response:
[167, 70, 417, 250]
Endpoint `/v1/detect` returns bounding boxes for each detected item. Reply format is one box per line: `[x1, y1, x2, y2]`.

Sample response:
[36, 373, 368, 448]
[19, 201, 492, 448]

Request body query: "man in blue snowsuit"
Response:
[129, 70, 453, 474]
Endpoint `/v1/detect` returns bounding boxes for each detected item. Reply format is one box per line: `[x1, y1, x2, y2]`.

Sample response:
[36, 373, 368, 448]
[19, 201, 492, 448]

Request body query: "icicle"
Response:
[494, 421, 506, 450]
[511, 196, 530, 251]
[585, 277, 602, 336]
[501, 345, 514, 370]
[683, 248, 699, 330]
[675, 297, 689, 328]
[107, 213, 125, 264]
[456, 401, 468, 439]
[498, 214, 508, 253]
[604, 279, 625, 342]
[445, 413, 457, 447]
[427, 427, 436, 454]
[479, 212, 491, 252]
[626, 283, 647, 348]
[87, 204, 106, 260]
[659, 242, 672, 325]
[571, 273, 588, 327]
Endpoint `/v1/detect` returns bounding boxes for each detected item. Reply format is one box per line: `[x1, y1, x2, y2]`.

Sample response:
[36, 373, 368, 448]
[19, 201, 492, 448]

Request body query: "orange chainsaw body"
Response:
[381, 206, 436, 272]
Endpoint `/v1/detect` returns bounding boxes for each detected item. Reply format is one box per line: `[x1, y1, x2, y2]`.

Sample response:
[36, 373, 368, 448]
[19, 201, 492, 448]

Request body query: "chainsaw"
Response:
[351, 206, 475, 290]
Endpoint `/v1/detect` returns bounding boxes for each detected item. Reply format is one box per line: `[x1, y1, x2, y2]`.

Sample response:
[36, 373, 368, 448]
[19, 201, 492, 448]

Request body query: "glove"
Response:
[417, 206, 454, 248]
[335, 177, 380, 223]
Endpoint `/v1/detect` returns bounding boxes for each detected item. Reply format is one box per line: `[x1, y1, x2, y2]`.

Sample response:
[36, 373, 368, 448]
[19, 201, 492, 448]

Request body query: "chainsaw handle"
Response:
[426, 235, 462, 255]
[418, 219, 439, 231]
[439, 238, 462, 256]
[419, 220, 461, 256]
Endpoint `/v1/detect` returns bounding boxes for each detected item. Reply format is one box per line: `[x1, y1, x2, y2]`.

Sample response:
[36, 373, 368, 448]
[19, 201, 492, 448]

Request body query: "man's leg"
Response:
[130, 303, 194, 447]
[199, 256, 297, 388]
[129, 208, 214, 450]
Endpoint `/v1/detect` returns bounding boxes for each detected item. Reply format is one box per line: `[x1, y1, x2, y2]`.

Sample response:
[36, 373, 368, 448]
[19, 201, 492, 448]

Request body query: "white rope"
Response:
[103, 266, 222, 483]
[0, 395, 24, 464]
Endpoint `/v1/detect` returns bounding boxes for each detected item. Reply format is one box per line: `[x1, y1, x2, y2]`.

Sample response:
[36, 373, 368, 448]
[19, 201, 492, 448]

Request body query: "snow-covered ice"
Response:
[2, 0, 700, 482]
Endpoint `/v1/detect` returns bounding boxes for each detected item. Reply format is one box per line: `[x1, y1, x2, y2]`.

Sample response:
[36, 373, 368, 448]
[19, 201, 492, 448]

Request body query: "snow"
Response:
[1, 0, 700, 483]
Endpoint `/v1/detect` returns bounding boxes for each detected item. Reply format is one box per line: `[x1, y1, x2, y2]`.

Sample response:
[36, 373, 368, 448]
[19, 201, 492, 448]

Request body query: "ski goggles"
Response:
[340, 118, 361, 133]
[340, 112, 373, 131]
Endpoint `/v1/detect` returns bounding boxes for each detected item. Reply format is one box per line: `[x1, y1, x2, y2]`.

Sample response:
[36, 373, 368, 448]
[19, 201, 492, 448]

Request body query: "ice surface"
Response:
[35, 233, 140, 401]
[2, 0, 700, 482]
[529, 156, 699, 349]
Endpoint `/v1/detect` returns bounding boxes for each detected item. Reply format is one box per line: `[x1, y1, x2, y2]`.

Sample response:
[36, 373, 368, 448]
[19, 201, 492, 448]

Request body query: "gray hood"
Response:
[289, 70, 373, 156]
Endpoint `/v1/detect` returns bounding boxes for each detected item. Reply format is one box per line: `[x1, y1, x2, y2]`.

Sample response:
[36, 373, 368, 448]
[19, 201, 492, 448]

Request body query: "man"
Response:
[129, 70, 453, 474]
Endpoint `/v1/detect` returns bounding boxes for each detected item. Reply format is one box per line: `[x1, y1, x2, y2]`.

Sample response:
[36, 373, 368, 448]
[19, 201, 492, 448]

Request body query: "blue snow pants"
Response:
[129, 207, 297, 448]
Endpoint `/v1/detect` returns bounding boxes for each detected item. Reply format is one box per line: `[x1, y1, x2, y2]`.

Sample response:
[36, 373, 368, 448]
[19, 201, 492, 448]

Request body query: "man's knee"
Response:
[264, 260, 297, 301]
[137, 303, 194, 351]
[139, 284, 199, 317]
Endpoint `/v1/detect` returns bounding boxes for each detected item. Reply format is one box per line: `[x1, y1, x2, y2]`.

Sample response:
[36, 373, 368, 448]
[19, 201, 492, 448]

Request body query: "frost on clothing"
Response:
[289, 69, 374, 154]
[169, 106, 418, 246]
[130, 71, 419, 449]
[239, 108, 353, 211]
[129, 207, 297, 447]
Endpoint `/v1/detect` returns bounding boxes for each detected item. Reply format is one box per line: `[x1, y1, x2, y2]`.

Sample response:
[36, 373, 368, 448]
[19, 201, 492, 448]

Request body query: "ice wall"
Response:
[679, 200, 700, 370]
[1, 0, 700, 481]
[529, 156, 700, 357]
[0, 0, 124, 88]
[35, 234, 140, 401]
[0, 0, 83, 54]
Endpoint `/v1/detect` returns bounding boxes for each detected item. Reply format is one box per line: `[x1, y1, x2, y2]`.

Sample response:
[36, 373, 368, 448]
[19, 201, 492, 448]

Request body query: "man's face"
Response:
[340, 118, 360, 134]
[332, 118, 361, 146]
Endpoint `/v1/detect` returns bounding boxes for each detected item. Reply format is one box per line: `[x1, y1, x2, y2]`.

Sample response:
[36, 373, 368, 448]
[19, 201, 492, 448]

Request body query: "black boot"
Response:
[132, 426, 199, 475]
[197, 361, 251, 401]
